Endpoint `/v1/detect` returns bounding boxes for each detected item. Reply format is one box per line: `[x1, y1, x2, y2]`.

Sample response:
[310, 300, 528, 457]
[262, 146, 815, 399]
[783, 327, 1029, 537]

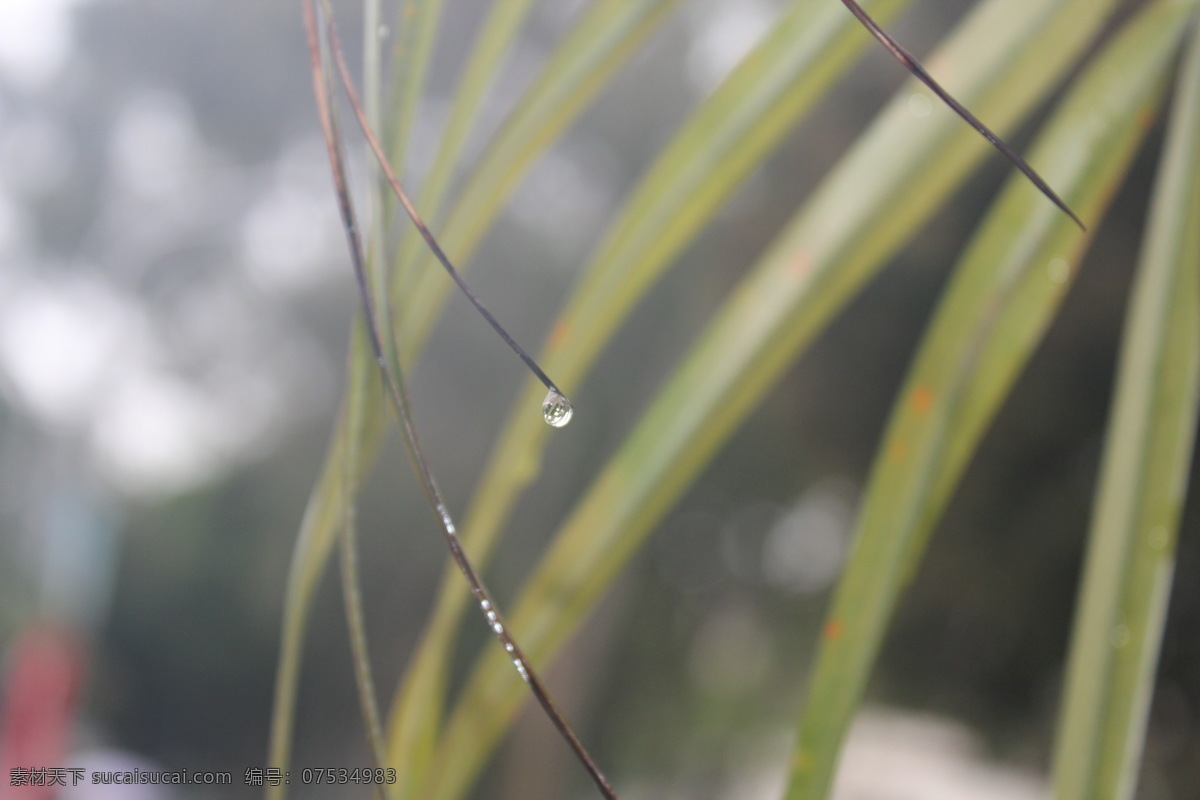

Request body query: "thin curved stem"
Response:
[302, 5, 615, 797]
[839, 0, 1085, 229]
[325, 14, 567, 398]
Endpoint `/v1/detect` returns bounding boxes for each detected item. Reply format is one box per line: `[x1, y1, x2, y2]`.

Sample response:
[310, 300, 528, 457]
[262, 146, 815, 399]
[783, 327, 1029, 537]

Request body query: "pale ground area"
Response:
[628, 706, 1046, 800]
[61, 709, 1050, 800]
[830, 709, 1045, 800]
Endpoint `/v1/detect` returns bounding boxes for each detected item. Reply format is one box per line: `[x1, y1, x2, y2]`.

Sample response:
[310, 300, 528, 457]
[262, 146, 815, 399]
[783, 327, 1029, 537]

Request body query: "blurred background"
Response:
[0, 0, 1196, 798]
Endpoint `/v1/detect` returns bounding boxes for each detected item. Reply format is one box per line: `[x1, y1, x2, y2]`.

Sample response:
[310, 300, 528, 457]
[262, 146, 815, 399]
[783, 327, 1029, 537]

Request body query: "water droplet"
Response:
[378, 23, 390, 39]
[908, 92, 932, 118]
[513, 658, 530, 682]
[1110, 624, 1130, 648]
[542, 389, 573, 427]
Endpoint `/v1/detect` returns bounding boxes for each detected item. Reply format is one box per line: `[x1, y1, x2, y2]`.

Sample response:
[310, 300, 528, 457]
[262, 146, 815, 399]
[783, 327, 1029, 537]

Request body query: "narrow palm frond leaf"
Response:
[267, 0, 444, 787]
[1052, 16, 1200, 800]
[837, 0, 1083, 228]
[784, 4, 1196, 798]
[337, 320, 393, 792]
[386, 0, 446, 173]
[384, 0, 682, 786]
[392, 0, 919, 788]
[392, 0, 685, 363]
[304, 5, 619, 798]
[429, 2, 1117, 798]
[389, 0, 538, 297]
[264, 3, 675, 792]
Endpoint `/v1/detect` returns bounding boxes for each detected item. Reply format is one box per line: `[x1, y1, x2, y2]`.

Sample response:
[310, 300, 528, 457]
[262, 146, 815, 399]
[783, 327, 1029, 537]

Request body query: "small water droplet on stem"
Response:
[542, 389, 573, 428]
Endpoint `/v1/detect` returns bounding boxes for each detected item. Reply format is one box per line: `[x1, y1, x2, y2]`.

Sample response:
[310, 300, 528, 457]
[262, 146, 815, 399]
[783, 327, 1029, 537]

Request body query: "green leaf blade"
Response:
[386, 0, 446, 175]
[383, 1, 684, 790]
[267, 323, 385, 800]
[268, 0, 444, 791]
[430, 1, 1120, 796]
[391, 0, 538, 300]
[394, 0, 685, 360]
[784, 3, 1196, 798]
[1052, 15, 1200, 800]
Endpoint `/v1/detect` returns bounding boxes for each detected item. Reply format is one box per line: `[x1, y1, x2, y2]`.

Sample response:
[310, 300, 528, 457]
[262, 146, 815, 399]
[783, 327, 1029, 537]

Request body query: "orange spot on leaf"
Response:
[788, 250, 813, 279]
[1138, 106, 1157, 132]
[547, 319, 570, 350]
[823, 618, 843, 641]
[911, 385, 935, 415]
[888, 440, 908, 463]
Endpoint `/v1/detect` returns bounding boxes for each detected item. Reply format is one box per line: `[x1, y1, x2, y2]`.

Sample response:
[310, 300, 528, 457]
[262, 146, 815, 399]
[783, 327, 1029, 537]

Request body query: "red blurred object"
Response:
[0, 626, 86, 800]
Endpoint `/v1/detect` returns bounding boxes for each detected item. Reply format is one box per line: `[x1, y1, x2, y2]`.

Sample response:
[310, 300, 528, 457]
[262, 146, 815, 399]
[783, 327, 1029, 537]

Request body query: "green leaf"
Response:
[429, 1, 1119, 797]
[386, 0, 446, 175]
[386, 0, 919, 786]
[267, 1, 445, 788]
[267, 323, 385, 800]
[336, 317, 392, 783]
[265, 3, 680, 792]
[1052, 17, 1200, 800]
[393, 0, 907, 359]
[783, 4, 1196, 798]
[392, 0, 685, 361]
[382, 1, 683, 791]
[376, 0, 446, 307]
[389, 0, 538, 298]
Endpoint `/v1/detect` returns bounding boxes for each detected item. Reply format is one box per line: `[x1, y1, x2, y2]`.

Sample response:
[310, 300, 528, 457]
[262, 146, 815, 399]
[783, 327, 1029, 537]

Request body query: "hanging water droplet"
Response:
[542, 389, 573, 428]
[1110, 624, 1130, 648]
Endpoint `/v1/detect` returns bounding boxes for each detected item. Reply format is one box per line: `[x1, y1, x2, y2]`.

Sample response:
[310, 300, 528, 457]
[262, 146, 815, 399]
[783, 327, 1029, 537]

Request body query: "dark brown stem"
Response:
[324, 13, 567, 398]
[302, 4, 615, 798]
[839, 0, 1086, 230]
